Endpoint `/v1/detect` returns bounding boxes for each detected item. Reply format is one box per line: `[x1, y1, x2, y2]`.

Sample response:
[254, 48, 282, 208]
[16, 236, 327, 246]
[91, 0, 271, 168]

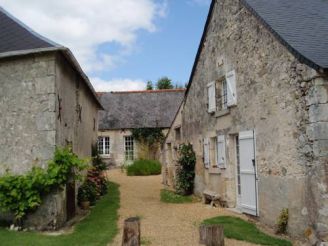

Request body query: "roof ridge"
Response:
[97, 89, 186, 94]
[0, 6, 62, 48]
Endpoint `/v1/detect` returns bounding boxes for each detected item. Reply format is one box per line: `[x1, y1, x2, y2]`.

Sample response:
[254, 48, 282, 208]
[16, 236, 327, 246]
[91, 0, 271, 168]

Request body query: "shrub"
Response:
[0, 148, 87, 225]
[176, 143, 196, 195]
[78, 181, 96, 204]
[276, 208, 289, 234]
[126, 160, 161, 176]
[91, 144, 108, 171]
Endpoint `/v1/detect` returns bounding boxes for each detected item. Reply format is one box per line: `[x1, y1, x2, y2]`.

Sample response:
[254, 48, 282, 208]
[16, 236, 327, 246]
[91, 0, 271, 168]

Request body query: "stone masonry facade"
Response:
[0, 51, 99, 230]
[163, 0, 328, 241]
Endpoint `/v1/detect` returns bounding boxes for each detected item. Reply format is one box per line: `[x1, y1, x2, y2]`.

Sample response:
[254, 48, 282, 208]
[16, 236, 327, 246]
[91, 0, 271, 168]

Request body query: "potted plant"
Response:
[78, 182, 91, 210]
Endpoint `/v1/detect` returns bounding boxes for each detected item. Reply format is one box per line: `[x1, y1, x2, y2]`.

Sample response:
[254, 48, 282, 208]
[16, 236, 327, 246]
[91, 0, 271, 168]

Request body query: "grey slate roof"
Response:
[98, 90, 185, 130]
[0, 7, 58, 53]
[242, 0, 328, 71]
[186, 0, 328, 96]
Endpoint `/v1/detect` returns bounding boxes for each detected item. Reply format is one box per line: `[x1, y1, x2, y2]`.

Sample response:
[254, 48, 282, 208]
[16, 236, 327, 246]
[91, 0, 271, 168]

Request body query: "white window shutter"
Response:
[203, 138, 210, 168]
[226, 70, 237, 106]
[217, 135, 226, 168]
[207, 82, 216, 113]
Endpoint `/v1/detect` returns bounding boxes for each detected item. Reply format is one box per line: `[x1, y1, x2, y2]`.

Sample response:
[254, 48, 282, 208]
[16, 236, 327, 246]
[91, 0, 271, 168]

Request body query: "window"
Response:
[98, 136, 110, 155]
[175, 127, 181, 141]
[207, 70, 237, 113]
[124, 136, 134, 161]
[221, 79, 228, 110]
[203, 138, 210, 169]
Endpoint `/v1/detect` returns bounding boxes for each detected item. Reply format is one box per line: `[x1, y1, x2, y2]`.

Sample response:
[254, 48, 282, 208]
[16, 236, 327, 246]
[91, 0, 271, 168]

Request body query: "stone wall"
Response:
[55, 53, 99, 158]
[99, 129, 169, 167]
[0, 53, 56, 175]
[174, 0, 328, 239]
[161, 104, 183, 188]
[98, 129, 138, 167]
[0, 51, 100, 230]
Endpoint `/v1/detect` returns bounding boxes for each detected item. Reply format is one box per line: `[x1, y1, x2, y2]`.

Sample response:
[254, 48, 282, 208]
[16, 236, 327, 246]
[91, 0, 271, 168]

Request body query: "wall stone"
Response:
[0, 51, 100, 230]
[164, 0, 328, 240]
[0, 53, 56, 175]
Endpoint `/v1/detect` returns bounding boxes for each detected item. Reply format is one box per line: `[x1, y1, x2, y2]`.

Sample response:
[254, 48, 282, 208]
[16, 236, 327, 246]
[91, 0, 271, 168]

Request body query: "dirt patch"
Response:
[107, 169, 256, 246]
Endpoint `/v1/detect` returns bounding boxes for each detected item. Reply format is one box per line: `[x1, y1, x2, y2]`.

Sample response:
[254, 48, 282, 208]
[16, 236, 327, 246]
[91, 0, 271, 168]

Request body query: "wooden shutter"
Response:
[226, 70, 237, 106]
[203, 138, 210, 168]
[207, 82, 216, 113]
[217, 135, 226, 168]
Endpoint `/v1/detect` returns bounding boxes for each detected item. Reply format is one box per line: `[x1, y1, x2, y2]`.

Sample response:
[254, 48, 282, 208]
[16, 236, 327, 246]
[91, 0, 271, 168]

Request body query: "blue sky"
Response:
[1, 0, 211, 91]
[93, 0, 210, 89]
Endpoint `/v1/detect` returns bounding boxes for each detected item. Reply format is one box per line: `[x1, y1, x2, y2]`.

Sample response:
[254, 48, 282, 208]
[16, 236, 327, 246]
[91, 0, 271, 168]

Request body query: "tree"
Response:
[146, 81, 153, 90]
[156, 76, 173, 90]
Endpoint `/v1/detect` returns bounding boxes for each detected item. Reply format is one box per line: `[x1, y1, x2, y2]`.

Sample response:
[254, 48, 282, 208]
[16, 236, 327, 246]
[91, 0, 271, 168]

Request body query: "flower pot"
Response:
[81, 201, 90, 210]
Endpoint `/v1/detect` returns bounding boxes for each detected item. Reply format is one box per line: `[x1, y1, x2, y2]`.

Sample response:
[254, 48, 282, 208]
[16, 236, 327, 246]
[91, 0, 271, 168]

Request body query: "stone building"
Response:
[0, 8, 102, 229]
[162, 0, 328, 241]
[98, 90, 184, 167]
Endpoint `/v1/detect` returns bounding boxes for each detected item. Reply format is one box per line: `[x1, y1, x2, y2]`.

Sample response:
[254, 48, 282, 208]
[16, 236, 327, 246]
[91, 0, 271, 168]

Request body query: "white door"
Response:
[237, 131, 258, 216]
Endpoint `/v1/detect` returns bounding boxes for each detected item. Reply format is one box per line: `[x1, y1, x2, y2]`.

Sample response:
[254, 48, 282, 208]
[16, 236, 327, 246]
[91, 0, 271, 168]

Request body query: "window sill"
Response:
[215, 108, 230, 118]
[209, 167, 221, 174]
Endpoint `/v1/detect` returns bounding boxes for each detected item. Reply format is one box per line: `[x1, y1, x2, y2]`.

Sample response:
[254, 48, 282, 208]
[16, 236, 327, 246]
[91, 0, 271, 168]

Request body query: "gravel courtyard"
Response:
[108, 169, 255, 246]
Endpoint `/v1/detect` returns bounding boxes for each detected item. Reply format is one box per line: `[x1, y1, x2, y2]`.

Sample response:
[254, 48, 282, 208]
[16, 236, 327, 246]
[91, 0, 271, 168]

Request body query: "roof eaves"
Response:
[0, 46, 104, 110]
[60, 48, 104, 110]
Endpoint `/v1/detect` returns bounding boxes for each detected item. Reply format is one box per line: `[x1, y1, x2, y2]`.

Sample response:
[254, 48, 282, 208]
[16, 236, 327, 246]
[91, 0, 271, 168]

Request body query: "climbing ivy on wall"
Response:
[176, 143, 196, 195]
[131, 128, 165, 159]
[0, 148, 87, 225]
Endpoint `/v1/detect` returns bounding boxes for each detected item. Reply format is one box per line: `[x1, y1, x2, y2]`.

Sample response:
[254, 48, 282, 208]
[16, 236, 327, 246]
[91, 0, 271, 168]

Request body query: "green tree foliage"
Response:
[0, 148, 87, 224]
[176, 143, 196, 195]
[131, 128, 164, 146]
[156, 76, 174, 90]
[146, 81, 153, 90]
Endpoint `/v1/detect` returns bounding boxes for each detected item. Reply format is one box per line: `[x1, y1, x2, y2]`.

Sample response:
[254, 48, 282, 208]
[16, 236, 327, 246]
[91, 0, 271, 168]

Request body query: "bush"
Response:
[176, 143, 196, 195]
[77, 181, 97, 205]
[126, 160, 161, 176]
[0, 148, 87, 224]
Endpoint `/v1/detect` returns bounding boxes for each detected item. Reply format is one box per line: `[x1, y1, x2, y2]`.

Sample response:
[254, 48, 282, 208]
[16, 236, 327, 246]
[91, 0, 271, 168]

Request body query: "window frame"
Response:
[98, 136, 110, 156]
[124, 136, 135, 161]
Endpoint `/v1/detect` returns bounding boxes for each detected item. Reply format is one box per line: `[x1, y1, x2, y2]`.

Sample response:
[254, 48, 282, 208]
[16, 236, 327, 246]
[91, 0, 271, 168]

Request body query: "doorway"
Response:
[236, 130, 258, 216]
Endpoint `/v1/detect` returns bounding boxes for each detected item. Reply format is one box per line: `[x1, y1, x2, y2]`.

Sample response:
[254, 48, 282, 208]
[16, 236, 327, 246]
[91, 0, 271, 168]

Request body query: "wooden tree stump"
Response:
[122, 217, 140, 246]
[199, 224, 224, 246]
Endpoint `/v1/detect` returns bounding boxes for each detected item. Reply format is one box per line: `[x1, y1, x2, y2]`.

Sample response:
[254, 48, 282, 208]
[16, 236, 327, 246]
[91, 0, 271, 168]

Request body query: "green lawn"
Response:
[0, 182, 120, 246]
[160, 189, 193, 204]
[202, 216, 291, 246]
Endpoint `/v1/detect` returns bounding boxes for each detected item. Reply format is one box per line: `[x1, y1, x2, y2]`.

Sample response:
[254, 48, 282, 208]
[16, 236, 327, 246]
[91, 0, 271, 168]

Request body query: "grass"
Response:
[160, 189, 193, 204]
[0, 182, 120, 246]
[126, 160, 161, 176]
[202, 216, 292, 246]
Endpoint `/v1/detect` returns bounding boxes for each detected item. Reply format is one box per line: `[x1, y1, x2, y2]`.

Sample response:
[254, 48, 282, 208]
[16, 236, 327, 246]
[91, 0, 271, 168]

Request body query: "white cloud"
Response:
[91, 77, 146, 92]
[0, 0, 167, 73]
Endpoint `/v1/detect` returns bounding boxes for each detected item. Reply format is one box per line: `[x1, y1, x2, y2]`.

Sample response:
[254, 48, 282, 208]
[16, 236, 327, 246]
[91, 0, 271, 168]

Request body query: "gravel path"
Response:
[108, 169, 256, 246]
